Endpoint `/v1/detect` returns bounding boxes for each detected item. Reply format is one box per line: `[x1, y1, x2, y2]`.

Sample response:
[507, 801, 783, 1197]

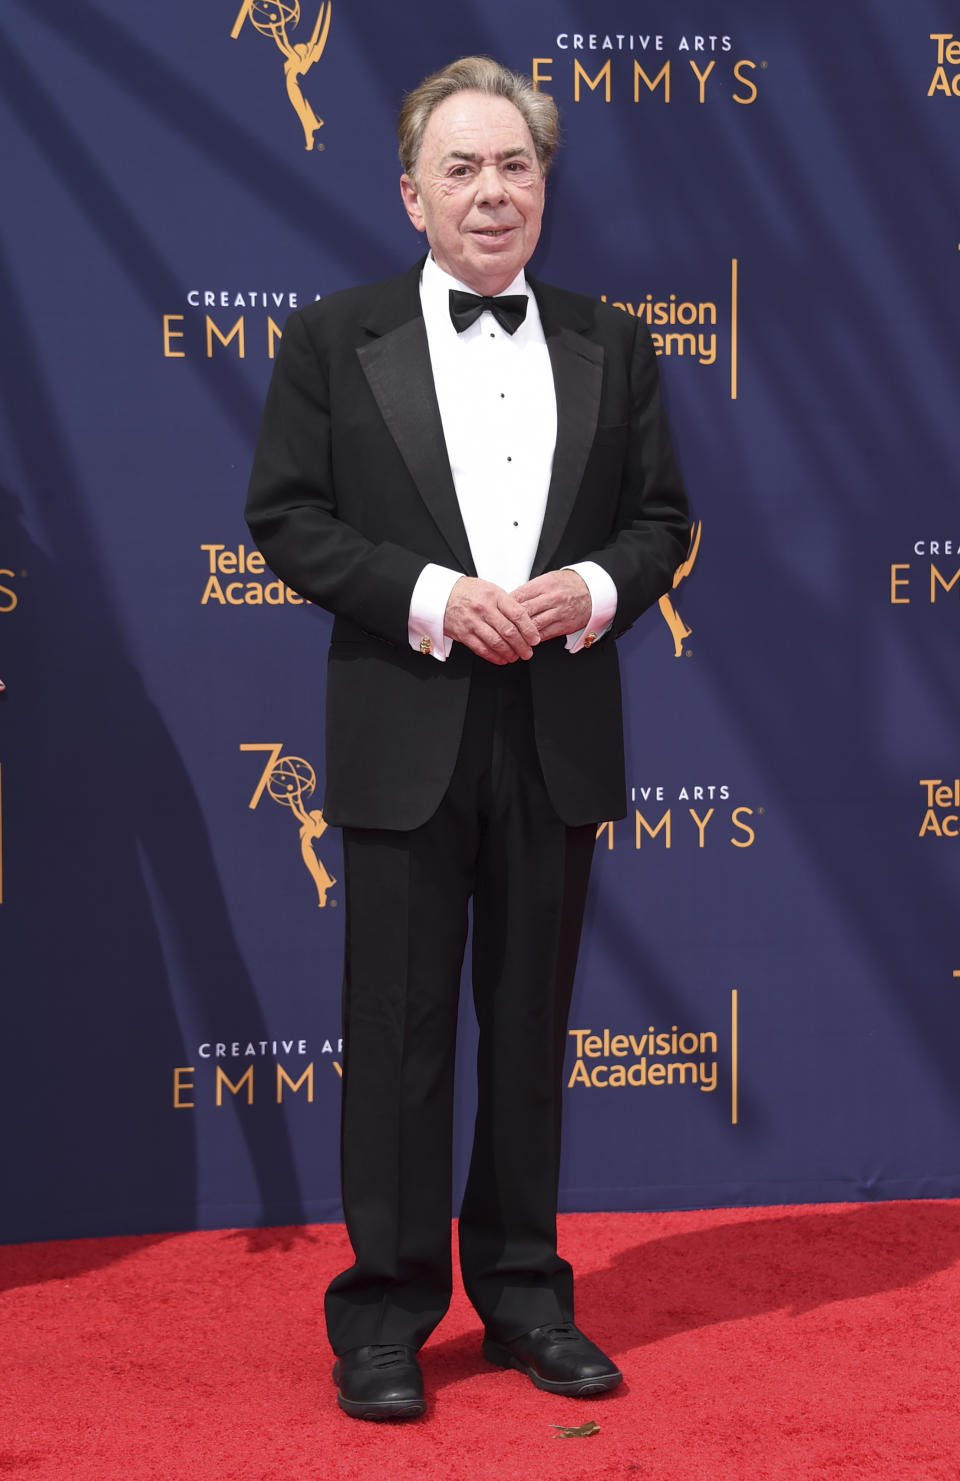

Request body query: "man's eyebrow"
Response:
[441, 145, 534, 165]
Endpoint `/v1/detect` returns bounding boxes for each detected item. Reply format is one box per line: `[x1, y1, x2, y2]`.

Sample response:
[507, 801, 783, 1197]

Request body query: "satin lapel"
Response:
[357, 276, 475, 576]
[529, 284, 604, 577]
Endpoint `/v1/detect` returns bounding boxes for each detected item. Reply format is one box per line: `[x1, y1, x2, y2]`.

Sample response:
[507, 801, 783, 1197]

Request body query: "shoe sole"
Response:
[482, 1338, 622, 1396]
[336, 1391, 426, 1421]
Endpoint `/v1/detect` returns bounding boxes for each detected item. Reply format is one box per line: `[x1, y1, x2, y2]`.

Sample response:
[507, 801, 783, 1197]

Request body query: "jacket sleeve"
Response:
[581, 318, 692, 637]
[244, 309, 426, 645]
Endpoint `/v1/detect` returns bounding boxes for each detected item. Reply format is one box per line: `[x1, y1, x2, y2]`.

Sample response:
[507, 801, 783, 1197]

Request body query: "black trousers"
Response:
[324, 659, 596, 1353]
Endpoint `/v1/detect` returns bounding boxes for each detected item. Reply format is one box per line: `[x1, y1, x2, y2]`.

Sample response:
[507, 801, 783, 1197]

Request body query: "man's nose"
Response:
[474, 164, 508, 204]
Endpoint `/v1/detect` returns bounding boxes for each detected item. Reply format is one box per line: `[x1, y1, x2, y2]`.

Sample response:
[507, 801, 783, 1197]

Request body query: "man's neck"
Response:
[424, 252, 526, 299]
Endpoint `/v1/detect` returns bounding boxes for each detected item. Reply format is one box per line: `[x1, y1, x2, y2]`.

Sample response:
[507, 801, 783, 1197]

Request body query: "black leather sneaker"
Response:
[482, 1323, 622, 1396]
[333, 1343, 426, 1420]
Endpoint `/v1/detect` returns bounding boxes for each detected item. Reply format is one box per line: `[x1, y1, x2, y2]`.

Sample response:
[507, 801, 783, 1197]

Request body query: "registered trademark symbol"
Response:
[315, 142, 326, 152]
[685, 648, 693, 658]
[20, 570, 27, 578]
[761, 59, 768, 68]
[758, 807, 765, 815]
[329, 897, 338, 907]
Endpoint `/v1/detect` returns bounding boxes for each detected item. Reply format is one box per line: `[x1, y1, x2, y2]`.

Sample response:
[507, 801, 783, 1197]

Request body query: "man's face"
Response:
[400, 92, 546, 296]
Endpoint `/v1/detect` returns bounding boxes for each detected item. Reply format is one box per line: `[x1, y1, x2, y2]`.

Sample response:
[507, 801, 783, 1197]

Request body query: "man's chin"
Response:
[458, 245, 529, 294]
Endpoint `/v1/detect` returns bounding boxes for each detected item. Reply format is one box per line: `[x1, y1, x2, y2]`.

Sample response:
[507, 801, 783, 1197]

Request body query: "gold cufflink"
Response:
[419, 636, 433, 655]
[583, 632, 597, 648]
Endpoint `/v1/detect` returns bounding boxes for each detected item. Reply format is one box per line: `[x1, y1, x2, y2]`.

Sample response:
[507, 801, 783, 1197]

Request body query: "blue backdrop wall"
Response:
[2, 0, 959, 1242]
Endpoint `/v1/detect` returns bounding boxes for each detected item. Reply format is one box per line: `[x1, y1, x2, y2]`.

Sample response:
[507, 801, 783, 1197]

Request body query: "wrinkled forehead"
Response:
[419, 92, 538, 168]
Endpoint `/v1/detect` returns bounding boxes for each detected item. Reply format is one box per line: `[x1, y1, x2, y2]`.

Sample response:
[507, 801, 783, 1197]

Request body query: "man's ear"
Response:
[400, 174, 425, 233]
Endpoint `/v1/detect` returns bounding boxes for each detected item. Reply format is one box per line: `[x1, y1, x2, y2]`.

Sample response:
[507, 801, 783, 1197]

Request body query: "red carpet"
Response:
[2, 1202, 958, 1480]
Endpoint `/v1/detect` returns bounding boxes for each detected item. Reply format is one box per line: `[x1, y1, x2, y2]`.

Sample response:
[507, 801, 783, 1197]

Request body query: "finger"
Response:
[486, 621, 533, 660]
[482, 599, 535, 651]
[480, 630, 523, 662]
[457, 625, 513, 663]
[533, 603, 591, 639]
[496, 595, 541, 645]
[446, 608, 528, 659]
[453, 606, 528, 660]
[525, 601, 562, 630]
[469, 638, 513, 664]
[512, 590, 556, 622]
[531, 617, 568, 640]
[510, 579, 546, 608]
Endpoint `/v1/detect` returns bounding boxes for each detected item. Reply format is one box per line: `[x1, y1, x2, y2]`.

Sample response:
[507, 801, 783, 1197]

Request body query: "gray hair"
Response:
[398, 56, 560, 179]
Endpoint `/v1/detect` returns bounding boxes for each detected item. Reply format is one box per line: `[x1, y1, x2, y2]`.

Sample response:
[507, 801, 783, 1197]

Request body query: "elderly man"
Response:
[246, 55, 690, 1420]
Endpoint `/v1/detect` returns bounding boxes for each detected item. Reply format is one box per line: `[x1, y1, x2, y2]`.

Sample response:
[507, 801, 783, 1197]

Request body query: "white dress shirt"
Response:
[407, 254, 617, 659]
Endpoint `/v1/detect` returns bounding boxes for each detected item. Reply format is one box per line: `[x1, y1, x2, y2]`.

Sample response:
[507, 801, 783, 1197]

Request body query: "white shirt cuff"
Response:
[408, 563, 462, 660]
[563, 561, 618, 653]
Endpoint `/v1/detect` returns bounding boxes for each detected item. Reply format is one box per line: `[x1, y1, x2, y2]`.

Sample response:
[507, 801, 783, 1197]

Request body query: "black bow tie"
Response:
[449, 289, 528, 336]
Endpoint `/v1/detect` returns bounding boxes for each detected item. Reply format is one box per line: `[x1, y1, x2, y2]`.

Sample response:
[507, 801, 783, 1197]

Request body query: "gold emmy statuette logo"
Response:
[231, 0, 332, 151]
[659, 520, 702, 656]
[242, 743, 336, 906]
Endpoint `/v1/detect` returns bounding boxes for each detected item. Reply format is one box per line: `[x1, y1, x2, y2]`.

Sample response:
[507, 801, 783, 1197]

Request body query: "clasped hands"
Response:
[443, 570, 592, 665]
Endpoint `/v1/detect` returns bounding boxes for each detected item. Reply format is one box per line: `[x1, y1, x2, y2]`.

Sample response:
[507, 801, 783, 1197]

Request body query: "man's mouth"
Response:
[472, 226, 515, 238]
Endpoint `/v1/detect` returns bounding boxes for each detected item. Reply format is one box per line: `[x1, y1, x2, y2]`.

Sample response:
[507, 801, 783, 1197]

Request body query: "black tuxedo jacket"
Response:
[245, 260, 690, 830]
